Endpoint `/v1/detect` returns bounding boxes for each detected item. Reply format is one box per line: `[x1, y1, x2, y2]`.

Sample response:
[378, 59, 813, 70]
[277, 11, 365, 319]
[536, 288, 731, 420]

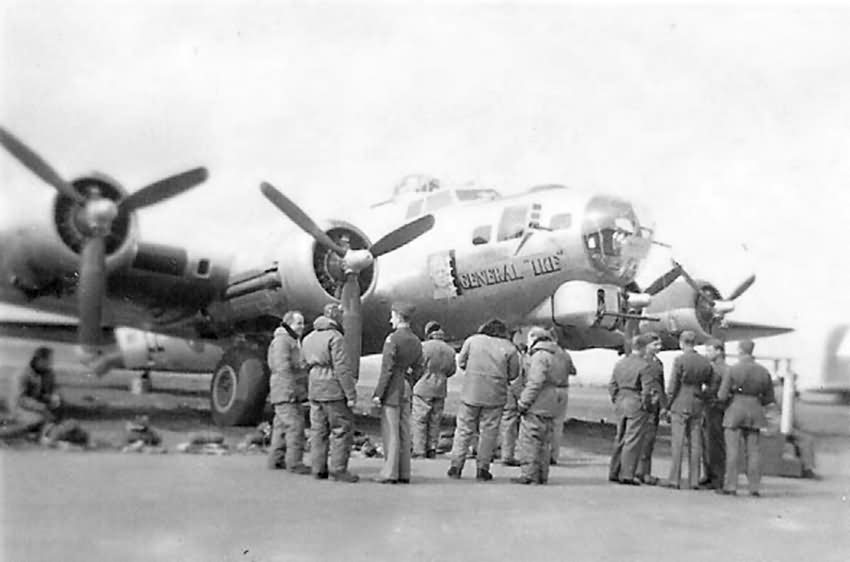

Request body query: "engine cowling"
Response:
[214, 220, 376, 330]
[6, 174, 139, 296]
[639, 278, 722, 348]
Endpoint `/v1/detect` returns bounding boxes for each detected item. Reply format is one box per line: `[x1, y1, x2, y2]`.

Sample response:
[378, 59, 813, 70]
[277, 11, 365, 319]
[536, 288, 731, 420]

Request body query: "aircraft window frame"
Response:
[196, 259, 211, 277]
[472, 225, 491, 245]
[549, 213, 572, 230]
[497, 204, 529, 242]
[425, 190, 454, 213]
[406, 199, 424, 219]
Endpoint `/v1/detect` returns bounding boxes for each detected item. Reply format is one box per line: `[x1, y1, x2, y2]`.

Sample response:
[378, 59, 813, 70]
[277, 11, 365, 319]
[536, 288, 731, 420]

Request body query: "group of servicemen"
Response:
[4, 303, 812, 494]
[608, 330, 801, 497]
[266, 301, 576, 485]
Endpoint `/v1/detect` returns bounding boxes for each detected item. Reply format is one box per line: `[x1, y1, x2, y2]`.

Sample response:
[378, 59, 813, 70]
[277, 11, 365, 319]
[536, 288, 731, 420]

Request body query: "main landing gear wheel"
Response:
[210, 345, 269, 426]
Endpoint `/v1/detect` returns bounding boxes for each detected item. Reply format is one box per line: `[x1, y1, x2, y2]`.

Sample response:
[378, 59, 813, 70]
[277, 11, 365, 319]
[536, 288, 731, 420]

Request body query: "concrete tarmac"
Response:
[3, 444, 849, 562]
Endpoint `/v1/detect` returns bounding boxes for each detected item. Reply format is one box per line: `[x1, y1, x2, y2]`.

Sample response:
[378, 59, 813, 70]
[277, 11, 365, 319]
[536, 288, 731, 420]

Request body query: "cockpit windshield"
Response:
[582, 196, 651, 282]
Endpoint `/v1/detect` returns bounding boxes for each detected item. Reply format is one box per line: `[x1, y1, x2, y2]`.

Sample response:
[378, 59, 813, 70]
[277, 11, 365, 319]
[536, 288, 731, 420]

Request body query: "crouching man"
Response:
[4, 347, 61, 435]
[512, 327, 570, 485]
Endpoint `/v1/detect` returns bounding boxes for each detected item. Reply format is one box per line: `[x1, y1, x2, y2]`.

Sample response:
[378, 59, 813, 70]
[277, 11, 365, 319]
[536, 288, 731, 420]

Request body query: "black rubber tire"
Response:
[210, 345, 269, 426]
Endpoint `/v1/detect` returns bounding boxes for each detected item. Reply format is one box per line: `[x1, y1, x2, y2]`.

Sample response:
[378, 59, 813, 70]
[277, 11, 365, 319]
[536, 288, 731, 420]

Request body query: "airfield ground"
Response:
[1, 341, 848, 562]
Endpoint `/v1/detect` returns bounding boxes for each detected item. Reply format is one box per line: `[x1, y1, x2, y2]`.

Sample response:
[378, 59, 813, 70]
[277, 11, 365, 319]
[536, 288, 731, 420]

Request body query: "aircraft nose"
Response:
[581, 194, 652, 283]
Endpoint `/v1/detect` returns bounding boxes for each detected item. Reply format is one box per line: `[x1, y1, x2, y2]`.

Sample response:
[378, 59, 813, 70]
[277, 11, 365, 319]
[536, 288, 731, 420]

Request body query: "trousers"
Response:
[268, 402, 306, 469]
[309, 399, 353, 475]
[449, 402, 502, 473]
[411, 395, 444, 456]
[380, 400, 412, 480]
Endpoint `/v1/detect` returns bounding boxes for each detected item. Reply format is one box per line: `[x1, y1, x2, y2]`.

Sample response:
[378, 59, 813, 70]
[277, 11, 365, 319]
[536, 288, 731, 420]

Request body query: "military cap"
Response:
[679, 330, 697, 345]
[391, 301, 416, 319]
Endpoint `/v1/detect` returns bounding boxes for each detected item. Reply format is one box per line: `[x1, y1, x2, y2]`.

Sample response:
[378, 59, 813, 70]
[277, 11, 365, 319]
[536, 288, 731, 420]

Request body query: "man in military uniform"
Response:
[372, 303, 425, 484]
[699, 338, 728, 489]
[717, 339, 776, 496]
[549, 345, 576, 466]
[267, 310, 311, 474]
[608, 334, 661, 485]
[662, 330, 714, 490]
[411, 320, 456, 459]
[4, 346, 61, 435]
[512, 327, 570, 485]
[499, 334, 527, 466]
[635, 332, 667, 485]
[301, 304, 359, 483]
[447, 318, 520, 481]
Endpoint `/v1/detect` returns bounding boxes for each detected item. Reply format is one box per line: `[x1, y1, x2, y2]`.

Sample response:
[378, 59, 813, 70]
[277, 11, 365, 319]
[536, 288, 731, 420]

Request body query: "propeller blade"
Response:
[339, 274, 362, 381]
[260, 182, 347, 257]
[726, 274, 756, 302]
[672, 260, 712, 304]
[644, 264, 683, 296]
[120, 167, 208, 212]
[0, 126, 84, 203]
[78, 236, 107, 347]
[370, 214, 435, 258]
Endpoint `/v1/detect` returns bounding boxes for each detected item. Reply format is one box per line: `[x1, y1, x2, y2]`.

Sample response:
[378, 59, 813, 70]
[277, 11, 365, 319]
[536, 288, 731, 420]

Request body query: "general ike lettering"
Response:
[458, 254, 561, 290]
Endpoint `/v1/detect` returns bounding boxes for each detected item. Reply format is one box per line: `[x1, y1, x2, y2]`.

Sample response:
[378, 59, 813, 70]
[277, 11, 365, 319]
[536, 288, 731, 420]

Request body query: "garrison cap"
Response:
[679, 330, 697, 345]
[391, 301, 416, 318]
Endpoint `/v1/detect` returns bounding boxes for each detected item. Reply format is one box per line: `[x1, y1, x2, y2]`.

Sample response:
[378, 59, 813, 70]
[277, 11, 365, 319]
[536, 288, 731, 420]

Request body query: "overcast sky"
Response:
[2, 2, 848, 383]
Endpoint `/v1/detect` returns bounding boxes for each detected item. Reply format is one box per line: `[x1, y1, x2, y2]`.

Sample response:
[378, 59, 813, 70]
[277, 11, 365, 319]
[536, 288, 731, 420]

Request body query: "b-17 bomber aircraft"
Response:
[0, 127, 791, 425]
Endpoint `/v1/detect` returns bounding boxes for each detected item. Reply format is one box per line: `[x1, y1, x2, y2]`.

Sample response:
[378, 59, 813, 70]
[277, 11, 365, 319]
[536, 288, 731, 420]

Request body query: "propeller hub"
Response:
[343, 249, 374, 274]
[83, 196, 119, 235]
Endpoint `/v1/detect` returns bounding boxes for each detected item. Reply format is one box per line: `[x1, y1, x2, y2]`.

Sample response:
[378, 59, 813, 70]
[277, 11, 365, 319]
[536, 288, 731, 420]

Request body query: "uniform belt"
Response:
[733, 388, 760, 397]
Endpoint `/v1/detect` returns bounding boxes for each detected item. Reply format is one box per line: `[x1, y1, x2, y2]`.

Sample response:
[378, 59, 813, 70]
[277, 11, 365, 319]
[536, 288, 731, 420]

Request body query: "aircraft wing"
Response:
[0, 306, 115, 344]
[715, 320, 794, 342]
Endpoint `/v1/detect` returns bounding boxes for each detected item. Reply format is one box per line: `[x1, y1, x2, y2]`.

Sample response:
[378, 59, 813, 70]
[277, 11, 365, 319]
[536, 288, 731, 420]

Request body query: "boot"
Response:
[330, 471, 359, 483]
[476, 468, 493, 482]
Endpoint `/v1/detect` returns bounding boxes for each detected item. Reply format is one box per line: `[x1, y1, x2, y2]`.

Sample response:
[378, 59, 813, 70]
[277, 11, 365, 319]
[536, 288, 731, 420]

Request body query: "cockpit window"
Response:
[497, 205, 528, 241]
[582, 195, 650, 282]
[406, 199, 423, 219]
[425, 190, 453, 213]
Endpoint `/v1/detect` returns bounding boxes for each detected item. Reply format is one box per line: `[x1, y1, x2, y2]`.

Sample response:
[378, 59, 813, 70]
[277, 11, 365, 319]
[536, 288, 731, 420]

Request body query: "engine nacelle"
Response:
[639, 278, 722, 349]
[114, 328, 223, 372]
[211, 219, 377, 331]
[5, 174, 139, 296]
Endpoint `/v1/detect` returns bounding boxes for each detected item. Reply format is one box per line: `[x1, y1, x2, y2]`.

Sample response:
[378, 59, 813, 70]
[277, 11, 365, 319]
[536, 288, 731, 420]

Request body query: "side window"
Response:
[425, 190, 453, 213]
[472, 225, 491, 245]
[497, 205, 529, 241]
[406, 199, 423, 219]
[550, 213, 572, 230]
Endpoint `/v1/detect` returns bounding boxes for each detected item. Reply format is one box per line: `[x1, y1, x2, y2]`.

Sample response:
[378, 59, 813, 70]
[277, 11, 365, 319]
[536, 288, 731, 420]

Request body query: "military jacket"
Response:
[374, 326, 425, 407]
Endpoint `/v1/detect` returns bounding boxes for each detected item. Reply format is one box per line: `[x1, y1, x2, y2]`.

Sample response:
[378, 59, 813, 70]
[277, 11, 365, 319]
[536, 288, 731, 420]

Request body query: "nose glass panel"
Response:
[582, 195, 651, 283]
